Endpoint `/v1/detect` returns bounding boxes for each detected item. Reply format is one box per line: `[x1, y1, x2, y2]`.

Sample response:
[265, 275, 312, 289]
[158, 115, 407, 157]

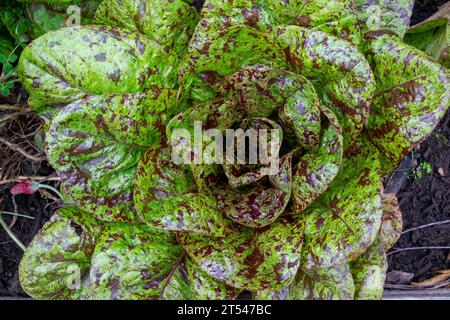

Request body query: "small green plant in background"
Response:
[414, 161, 433, 179]
[0, 39, 20, 97]
[434, 132, 449, 146]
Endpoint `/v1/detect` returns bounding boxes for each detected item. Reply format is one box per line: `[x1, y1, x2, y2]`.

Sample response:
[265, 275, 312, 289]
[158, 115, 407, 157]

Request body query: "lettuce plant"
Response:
[17, 0, 449, 300]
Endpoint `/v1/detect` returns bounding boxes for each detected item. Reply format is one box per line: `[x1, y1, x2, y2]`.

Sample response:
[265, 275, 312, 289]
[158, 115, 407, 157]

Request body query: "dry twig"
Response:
[401, 219, 450, 234]
[388, 246, 450, 256]
[0, 137, 45, 162]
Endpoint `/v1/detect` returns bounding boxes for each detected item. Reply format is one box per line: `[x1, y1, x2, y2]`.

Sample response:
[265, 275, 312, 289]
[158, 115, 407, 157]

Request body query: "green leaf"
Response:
[299, 135, 383, 269]
[354, 0, 414, 38]
[46, 90, 180, 222]
[24, 3, 64, 40]
[19, 211, 94, 300]
[24, 2, 99, 40]
[179, 26, 290, 104]
[134, 145, 234, 236]
[0, 2, 29, 44]
[366, 32, 449, 167]
[185, 257, 241, 300]
[18, 25, 179, 116]
[178, 216, 305, 291]
[1, 87, 11, 97]
[291, 105, 343, 211]
[7, 53, 17, 63]
[287, 263, 355, 300]
[350, 192, 402, 300]
[269, 25, 375, 147]
[404, 3, 450, 68]
[194, 0, 360, 45]
[94, 0, 199, 57]
[349, 236, 386, 300]
[89, 223, 191, 300]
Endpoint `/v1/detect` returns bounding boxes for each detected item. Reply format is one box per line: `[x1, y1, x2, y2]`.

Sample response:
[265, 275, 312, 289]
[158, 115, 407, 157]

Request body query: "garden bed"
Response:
[0, 0, 449, 298]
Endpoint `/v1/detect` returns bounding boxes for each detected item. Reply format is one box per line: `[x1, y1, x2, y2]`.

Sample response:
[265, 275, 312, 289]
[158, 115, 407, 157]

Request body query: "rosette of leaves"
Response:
[18, 0, 449, 300]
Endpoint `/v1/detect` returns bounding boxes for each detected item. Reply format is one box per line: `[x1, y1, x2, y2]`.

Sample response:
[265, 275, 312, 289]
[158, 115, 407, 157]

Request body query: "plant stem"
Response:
[388, 246, 450, 256]
[402, 219, 450, 234]
[0, 215, 25, 251]
[37, 183, 64, 200]
[1, 210, 34, 219]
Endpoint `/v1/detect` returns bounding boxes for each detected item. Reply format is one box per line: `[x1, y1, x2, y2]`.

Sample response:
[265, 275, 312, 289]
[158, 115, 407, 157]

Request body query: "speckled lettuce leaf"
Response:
[178, 216, 304, 291]
[18, 25, 178, 116]
[366, 32, 450, 167]
[46, 90, 179, 223]
[291, 105, 343, 212]
[179, 26, 290, 104]
[349, 236, 386, 300]
[299, 136, 383, 270]
[354, 0, 414, 38]
[350, 192, 402, 300]
[256, 192, 401, 300]
[194, 0, 360, 46]
[58, 205, 103, 236]
[19, 211, 95, 300]
[404, 3, 450, 68]
[269, 25, 375, 147]
[133, 145, 234, 236]
[253, 263, 355, 300]
[218, 148, 295, 228]
[95, 0, 199, 57]
[287, 263, 355, 300]
[378, 192, 403, 251]
[90, 223, 192, 300]
[185, 257, 241, 300]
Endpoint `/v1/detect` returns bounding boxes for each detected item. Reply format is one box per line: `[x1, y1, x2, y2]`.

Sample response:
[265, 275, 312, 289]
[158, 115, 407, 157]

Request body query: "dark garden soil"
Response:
[0, 0, 449, 297]
[386, 108, 450, 284]
[385, 0, 450, 286]
[0, 87, 60, 296]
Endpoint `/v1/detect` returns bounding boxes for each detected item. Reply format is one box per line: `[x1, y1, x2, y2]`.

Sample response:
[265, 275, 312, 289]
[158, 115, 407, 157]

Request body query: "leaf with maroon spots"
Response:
[299, 136, 383, 270]
[95, 0, 199, 57]
[291, 105, 343, 212]
[133, 146, 234, 236]
[366, 32, 450, 168]
[218, 149, 295, 228]
[350, 192, 403, 300]
[178, 216, 304, 291]
[194, 0, 360, 46]
[89, 223, 192, 300]
[179, 26, 290, 104]
[287, 263, 355, 300]
[269, 25, 375, 148]
[19, 210, 95, 300]
[185, 257, 241, 300]
[18, 25, 178, 117]
[46, 90, 179, 222]
[354, 0, 414, 38]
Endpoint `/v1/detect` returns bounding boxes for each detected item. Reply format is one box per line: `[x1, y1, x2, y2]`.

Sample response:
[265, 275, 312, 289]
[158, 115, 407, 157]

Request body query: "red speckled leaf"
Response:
[178, 216, 304, 291]
[299, 136, 383, 270]
[366, 32, 449, 167]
